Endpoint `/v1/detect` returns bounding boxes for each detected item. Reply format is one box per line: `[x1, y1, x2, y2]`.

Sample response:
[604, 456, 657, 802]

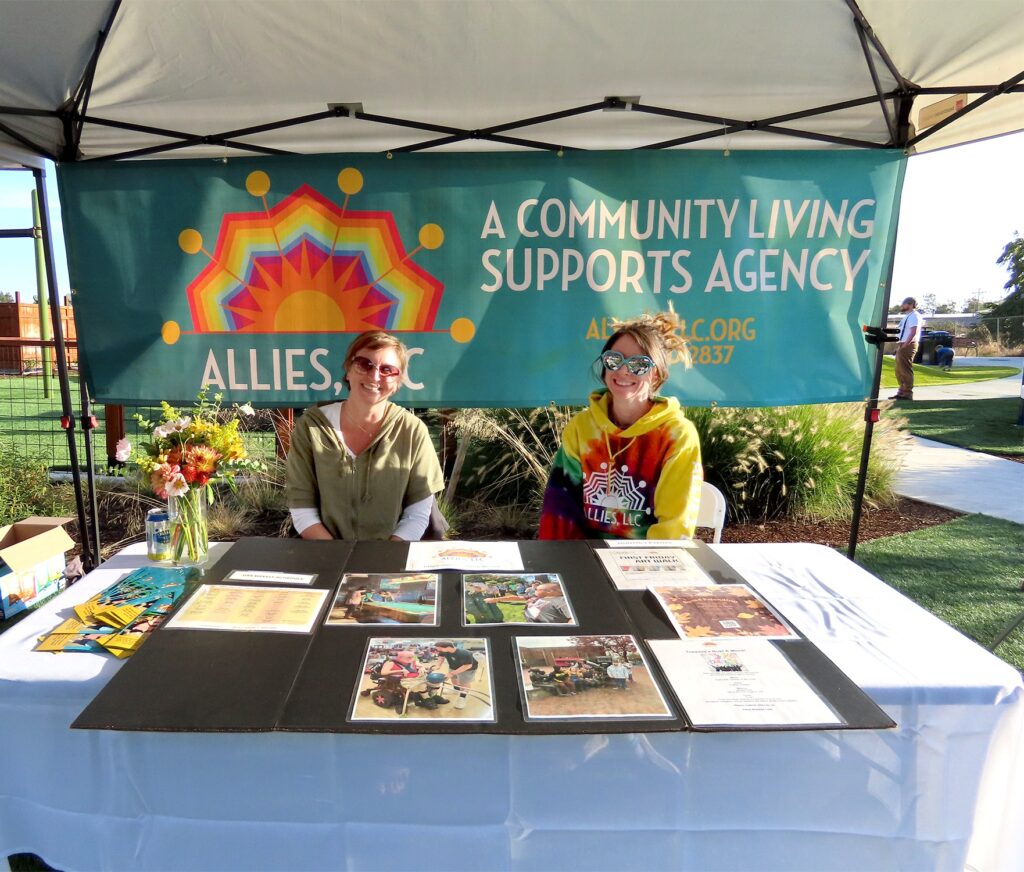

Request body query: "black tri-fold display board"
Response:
[72, 537, 895, 735]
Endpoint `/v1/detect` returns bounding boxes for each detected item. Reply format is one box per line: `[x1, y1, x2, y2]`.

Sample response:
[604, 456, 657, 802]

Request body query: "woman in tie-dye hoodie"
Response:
[539, 312, 704, 540]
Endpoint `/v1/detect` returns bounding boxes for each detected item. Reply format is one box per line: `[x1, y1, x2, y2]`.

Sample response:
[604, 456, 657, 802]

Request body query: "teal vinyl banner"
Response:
[58, 150, 905, 407]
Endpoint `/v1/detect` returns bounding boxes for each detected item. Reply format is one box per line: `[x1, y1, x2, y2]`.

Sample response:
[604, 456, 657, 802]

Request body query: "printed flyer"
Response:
[596, 547, 714, 589]
[650, 584, 797, 639]
[166, 584, 329, 633]
[649, 638, 841, 727]
[405, 540, 524, 572]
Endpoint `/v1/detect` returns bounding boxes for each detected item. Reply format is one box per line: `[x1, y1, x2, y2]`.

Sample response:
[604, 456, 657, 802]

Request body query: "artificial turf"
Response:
[892, 397, 1024, 455]
[879, 356, 1018, 389]
[856, 514, 1024, 673]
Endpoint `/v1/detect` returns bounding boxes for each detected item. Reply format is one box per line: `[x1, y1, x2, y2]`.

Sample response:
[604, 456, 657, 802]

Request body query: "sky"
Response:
[1, 131, 1022, 311]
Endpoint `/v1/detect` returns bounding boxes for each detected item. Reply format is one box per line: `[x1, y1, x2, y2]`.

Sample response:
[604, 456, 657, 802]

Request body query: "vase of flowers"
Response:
[167, 488, 210, 566]
[119, 391, 261, 566]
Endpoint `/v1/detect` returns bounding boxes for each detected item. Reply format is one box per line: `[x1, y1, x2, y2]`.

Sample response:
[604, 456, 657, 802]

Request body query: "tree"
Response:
[920, 293, 938, 314]
[0, 292, 13, 303]
[933, 301, 957, 315]
[992, 233, 1024, 346]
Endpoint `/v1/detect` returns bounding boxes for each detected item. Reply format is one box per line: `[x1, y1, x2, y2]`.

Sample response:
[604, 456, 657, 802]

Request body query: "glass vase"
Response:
[168, 488, 210, 566]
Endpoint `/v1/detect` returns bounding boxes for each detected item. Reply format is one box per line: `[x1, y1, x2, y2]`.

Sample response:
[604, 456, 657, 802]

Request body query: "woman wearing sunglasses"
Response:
[539, 311, 703, 540]
[286, 331, 444, 541]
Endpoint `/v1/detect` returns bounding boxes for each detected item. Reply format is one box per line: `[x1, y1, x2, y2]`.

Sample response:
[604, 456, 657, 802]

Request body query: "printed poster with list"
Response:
[166, 584, 329, 633]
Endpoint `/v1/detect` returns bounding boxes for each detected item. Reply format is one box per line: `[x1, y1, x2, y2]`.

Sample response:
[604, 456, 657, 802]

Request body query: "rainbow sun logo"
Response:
[162, 168, 474, 346]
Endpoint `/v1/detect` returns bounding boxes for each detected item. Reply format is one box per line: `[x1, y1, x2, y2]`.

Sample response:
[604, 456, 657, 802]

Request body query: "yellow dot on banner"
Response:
[419, 223, 444, 250]
[178, 229, 202, 254]
[450, 317, 475, 344]
[162, 321, 181, 345]
[245, 171, 270, 197]
[338, 168, 363, 195]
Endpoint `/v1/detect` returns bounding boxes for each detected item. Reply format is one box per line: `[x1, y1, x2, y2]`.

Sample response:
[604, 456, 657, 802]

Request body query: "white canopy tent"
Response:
[1, 0, 1022, 166]
[0, 0, 1021, 569]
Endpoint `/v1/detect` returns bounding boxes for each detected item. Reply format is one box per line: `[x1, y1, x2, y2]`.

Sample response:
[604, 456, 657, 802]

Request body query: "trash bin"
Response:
[915, 329, 953, 365]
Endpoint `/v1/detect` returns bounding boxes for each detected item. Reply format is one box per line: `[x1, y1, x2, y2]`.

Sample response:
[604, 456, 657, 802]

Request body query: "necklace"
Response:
[340, 402, 383, 438]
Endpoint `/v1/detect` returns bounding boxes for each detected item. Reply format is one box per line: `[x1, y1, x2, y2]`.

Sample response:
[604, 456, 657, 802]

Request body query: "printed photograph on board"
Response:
[463, 573, 576, 626]
[515, 635, 672, 720]
[350, 638, 494, 722]
[326, 573, 439, 625]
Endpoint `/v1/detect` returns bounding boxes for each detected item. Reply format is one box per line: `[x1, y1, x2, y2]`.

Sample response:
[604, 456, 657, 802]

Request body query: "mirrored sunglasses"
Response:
[600, 350, 655, 377]
[351, 355, 401, 379]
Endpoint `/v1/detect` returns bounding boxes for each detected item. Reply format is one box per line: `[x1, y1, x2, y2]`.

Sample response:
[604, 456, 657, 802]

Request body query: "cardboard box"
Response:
[0, 516, 74, 619]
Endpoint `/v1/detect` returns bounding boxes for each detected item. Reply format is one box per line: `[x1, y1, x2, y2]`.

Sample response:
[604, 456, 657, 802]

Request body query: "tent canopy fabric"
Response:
[1, 0, 1022, 167]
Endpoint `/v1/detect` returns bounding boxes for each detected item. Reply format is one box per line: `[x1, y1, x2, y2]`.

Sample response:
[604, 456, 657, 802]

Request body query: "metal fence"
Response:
[0, 339, 280, 470]
[916, 315, 1024, 350]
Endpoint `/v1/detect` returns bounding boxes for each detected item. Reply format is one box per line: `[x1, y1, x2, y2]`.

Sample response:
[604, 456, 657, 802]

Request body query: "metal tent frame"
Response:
[2, 0, 1022, 569]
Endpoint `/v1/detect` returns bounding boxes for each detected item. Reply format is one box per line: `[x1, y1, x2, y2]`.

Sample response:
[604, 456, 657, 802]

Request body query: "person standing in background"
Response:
[892, 297, 922, 401]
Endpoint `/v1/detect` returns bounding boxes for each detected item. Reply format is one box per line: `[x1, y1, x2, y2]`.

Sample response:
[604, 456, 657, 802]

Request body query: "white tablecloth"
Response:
[1, 543, 1020, 872]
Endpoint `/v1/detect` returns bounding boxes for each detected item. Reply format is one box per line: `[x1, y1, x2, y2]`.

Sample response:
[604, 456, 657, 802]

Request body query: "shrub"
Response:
[0, 444, 75, 526]
[448, 402, 905, 528]
[736, 404, 903, 522]
[449, 406, 576, 509]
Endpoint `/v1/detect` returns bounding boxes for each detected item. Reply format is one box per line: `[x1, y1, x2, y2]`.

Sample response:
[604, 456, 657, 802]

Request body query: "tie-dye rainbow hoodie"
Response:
[539, 390, 703, 540]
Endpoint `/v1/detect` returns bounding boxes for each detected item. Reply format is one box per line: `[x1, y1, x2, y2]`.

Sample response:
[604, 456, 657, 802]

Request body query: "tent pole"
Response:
[847, 204, 903, 560]
[32, 167, 96, 571]
[78, 376, 102, 564]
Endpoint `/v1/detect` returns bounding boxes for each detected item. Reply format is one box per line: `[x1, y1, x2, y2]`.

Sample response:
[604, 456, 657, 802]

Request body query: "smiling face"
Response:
[603, 334, 656, 405]
[345, 344, 403, 409]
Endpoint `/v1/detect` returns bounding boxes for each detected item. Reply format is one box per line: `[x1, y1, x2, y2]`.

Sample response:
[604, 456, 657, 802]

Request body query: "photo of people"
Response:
[650, 584, 797, 640]
[463, 573, 576, 626]
[515, 635, 672, 720]
[326, 573, 439, 625]
[350, 637, 494, 722]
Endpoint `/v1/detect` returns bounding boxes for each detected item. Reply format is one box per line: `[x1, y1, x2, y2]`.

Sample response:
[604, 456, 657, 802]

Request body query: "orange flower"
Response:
[185, 444, 221, 475]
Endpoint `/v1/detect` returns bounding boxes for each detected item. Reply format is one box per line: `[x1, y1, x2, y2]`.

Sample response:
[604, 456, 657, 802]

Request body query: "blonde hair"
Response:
[602, 309, 692, 390]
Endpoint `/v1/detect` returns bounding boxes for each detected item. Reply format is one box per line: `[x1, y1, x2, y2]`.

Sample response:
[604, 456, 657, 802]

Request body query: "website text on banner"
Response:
[58, 151, 905, 408]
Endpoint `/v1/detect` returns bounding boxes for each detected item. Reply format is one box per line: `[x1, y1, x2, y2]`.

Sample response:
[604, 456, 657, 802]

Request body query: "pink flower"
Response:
[114, 438, 132, 463]
[165, 473, 189, 498]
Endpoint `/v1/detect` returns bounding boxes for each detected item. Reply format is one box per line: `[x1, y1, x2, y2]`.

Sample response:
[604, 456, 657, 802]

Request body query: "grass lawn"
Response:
[856, 514, 1024, 672]
[879, 356, 1017, 389]
[0, 373, 277, 467]
[894, 397, 1024, 455]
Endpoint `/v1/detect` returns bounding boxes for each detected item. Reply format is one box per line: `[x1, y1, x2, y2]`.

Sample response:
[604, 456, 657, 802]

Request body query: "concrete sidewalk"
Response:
[902, 355, 1024, 401]
[893, 435, 1024, 524]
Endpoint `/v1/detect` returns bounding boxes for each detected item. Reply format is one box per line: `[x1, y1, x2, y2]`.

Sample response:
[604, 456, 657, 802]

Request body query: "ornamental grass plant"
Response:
[448, 402, 905, 530]
[0, 444, 74, 526]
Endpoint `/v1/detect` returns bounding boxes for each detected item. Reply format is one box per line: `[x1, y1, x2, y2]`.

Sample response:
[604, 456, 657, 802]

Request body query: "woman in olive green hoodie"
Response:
[286, 331, 444, 541]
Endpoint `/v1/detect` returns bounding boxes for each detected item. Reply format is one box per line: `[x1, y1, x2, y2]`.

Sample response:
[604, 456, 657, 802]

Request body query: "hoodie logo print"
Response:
[583, 463, 651, 527]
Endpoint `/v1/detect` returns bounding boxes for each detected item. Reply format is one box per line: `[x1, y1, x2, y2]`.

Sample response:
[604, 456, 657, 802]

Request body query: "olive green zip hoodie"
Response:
[285, 402, 444, 540]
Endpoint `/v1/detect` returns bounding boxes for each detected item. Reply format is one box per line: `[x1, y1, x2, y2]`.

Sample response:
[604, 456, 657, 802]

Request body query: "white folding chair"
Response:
[696, 481, 727, 543]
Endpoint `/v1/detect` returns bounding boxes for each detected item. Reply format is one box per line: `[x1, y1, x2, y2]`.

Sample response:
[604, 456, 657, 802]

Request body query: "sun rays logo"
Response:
[160, 168, 475, 347]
